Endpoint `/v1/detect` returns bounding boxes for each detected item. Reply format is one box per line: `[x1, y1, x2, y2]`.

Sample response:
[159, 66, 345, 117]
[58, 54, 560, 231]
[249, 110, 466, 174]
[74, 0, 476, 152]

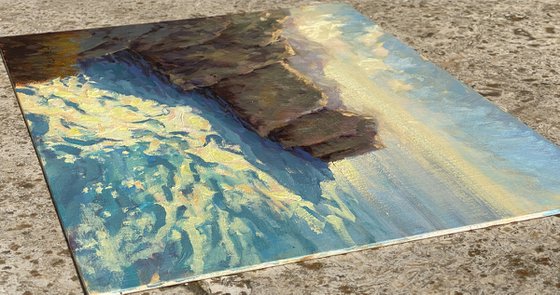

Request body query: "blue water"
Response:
[21, 51, 389, 292]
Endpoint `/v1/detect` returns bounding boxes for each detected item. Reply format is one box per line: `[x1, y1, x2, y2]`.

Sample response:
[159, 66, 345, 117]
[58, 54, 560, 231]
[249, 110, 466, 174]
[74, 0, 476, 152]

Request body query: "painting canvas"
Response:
[1, 3, 559, 294]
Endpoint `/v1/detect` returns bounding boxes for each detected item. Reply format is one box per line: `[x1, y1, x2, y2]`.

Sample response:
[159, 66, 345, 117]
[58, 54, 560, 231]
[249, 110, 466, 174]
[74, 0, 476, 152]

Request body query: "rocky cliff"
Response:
[0, 9, 383, 161]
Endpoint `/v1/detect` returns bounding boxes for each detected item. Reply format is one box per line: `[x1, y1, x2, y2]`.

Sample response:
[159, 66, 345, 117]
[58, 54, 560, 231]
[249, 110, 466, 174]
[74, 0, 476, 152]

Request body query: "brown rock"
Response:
[269, 109, 382, 161]
[211, 62, 327, 136]
[0, 8, 383, 162]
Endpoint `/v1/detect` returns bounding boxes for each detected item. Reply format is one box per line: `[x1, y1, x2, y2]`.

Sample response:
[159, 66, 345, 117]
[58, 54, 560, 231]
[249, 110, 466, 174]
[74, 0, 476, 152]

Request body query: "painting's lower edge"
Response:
[98, 208, 560, 295]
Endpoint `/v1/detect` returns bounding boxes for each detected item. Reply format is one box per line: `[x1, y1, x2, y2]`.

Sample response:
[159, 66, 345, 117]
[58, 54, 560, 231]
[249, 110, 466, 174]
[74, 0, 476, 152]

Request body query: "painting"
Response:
[1, 3, 559, 294]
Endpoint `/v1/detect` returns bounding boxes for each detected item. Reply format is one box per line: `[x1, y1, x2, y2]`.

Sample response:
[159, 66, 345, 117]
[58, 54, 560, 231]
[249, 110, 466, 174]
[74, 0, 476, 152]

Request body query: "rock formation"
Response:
[0, 9, 383, 162]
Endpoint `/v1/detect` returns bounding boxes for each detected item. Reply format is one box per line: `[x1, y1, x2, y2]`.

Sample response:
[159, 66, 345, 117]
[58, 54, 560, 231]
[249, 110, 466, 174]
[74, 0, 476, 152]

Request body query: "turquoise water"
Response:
[21, 52, 386, 292]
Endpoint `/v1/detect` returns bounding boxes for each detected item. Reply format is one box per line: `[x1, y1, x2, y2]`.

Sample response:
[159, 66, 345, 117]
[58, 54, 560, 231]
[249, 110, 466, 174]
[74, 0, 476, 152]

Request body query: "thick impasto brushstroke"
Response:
[1, 4, 559, 294]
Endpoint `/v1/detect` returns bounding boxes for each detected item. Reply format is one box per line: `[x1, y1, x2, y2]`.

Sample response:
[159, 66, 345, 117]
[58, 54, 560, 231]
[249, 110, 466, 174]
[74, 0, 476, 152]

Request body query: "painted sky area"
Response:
[9, 3, 560, 294]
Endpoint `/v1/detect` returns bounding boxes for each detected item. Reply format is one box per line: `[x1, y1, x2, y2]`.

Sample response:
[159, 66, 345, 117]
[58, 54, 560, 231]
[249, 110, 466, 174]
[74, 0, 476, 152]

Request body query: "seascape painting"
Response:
[1, 3, 559, 294]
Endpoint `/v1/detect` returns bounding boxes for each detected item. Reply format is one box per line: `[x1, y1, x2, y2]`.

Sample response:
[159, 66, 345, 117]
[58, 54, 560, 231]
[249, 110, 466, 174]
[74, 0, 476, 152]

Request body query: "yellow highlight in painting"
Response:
[290, 6, 538, 215]
[17, 75, 360, 275]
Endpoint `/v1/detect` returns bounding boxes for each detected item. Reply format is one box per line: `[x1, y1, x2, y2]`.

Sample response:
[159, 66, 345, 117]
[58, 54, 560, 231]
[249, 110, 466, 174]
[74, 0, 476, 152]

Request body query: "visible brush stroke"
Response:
[0, 3, 559, 295]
